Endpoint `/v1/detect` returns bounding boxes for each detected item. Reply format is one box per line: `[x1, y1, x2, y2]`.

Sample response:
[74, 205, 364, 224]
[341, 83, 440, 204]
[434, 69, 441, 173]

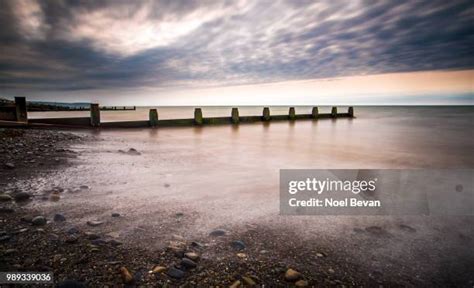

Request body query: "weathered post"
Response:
[311, 107, 319, 119]
[331, 107, 337, 118]
[14, 97, 27, 122]
[149, 109, 158, 127]
[90, 103, 101, 127]
[289, 107, 296, 120]
[231, 108, 239, 124]
[194, 108, 203, 125]
[262, 107, 270, 121]
[348, 106, 354, 117]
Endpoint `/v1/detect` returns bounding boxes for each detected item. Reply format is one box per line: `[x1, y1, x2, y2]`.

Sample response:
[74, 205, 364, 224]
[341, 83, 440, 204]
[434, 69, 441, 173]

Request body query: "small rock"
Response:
[175, 212, 184, 217]
[107, 239, 123, 246]
[50, 194, 60, 202]
[65, 235, 78, 244]
[119, 266, 134, 284]
[4, 248, 17, 255]
[79, 185, 89, 190]
[127, 148, 141, 155]
[229, 280, 241, 288]
[328, 268, 335, 274]
[242, 276, 256, 286]
[236, 253, 247, 258]
[54, 213, 66, 222]
[285, 268, 302, 282]
[4, 163, 15, 169]
[32, 216, 47, 226]
[399, 224, 417, 233]
[295, 280, 309, 287]
[191, 241, 203, 247]
[111, 213, 120, 217]
[151, 266, 166, 274]
[0, 207, 14, 213]
[0, 194, 13, 202]
[166, 267, 185, 279]
[86, 220, 103, 227]
[209, 229, 226, 237]
[14, 192, 31, 202]
[181, 258, 197, 269]
[184, 252, 200, 261]
[316, 252, 325, 258]
[67, 227, 80, 234]
[85, 232, 100, 240]
[231, 240, 246, 250]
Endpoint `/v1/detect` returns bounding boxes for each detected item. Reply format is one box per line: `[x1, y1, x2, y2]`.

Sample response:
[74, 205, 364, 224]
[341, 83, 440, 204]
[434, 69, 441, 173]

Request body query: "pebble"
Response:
[87, 220, 104, 227]
[184, 252, 200, 261]
[316, 252, 325, 258]
[231, 240, 246, 250]
[209, 229, 226, 236]
[151, 266, 166, 274]
[50, 194, 61, 202]
[79, 185, 89, 190]
[230, 280, 241, 288]
[14, 192, 31, 201]
[180, 258, 197, 269]
[54, 213, 66, 222]
[32, 216, 47, 226]
[328, 268, 335, 274]
[119, 267, 134, 284]
[167, 267, 185, 279]
[4, 162, 15, 169]
[85, 232, 100, 240]
[111, 213, 120, 217]
[242, 276, 256, 286]
[65, 235, 78, 244]
[285, 268, 302, 282]
[0, 194, 13, 202]
[191, 241, 203, 247]
[295, 280, 309, 287]
[4, 248, 17, 255]
[67, 227, 80, 234]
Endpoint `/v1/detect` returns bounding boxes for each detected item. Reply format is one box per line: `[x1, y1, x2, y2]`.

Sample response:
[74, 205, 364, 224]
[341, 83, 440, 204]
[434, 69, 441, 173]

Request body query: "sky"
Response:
[0, 0, 473, 105]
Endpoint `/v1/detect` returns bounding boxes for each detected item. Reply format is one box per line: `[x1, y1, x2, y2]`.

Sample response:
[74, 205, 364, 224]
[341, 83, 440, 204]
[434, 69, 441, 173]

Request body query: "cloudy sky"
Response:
[0, 0, 473, 105]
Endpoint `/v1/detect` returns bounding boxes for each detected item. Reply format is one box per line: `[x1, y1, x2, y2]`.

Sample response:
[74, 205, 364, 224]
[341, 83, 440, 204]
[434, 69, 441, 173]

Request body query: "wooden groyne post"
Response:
[149, 109, 158, 127]
[312, 107, 319, 119]
[262, 107, 270, 121]
[194, 108, 203, 125]
[231, 108, 239, 124]
[331, 107, 337, 118]
[90, 103, 101, 127]
[15, 97, 27, 122]
[348, 106, 354, 117]
[289, 107, 296, 120]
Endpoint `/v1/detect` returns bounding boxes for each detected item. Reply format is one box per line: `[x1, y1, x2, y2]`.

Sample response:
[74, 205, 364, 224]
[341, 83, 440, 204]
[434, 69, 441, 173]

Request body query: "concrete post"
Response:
[289, 107, 296, 120]
[14, 97, 27, 122]
[331, 107, 337, 118]
[149, 109, 158, 127]
[262, 107, 270, 121]
[194, 108, 203, 125]
[311, 107, 319, 119]
[90, 103, 101, 127]
[231, 108, 239, 124]
[348, 106, 354, 117]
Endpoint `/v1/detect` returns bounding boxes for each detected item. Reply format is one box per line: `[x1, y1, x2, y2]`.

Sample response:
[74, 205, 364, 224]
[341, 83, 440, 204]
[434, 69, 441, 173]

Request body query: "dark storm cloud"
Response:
[0, 0, 473, 92]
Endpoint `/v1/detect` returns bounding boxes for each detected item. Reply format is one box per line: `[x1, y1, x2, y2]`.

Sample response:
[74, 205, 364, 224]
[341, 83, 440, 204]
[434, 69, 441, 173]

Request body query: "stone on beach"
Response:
[167, 267, 185, 279]
[151, 266, 166, 274]
[4, 162, 15, 169]
[284, 268, 302, 282]
[119, 266, 134, 284]
[13, 192, 31, 202]
[0, 194, 13, 202]
[87, 220, 104, 227]
[32, 216, 47, 226]
[209, 229, 226, 237]
[180, 258, 197, 269]
[230, 240, 246, 250]
[184, 251, 200, 261]
[54, 213, 66, 222]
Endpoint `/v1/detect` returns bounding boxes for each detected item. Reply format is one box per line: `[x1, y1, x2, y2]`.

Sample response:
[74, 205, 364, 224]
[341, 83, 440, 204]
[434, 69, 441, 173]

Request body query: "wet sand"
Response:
[1, 107, 474, 286]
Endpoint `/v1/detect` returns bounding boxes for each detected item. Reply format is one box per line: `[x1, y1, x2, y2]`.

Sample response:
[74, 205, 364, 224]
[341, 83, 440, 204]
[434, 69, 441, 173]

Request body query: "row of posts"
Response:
[90, 106, 354, 127]
[145, 106, 353, 127]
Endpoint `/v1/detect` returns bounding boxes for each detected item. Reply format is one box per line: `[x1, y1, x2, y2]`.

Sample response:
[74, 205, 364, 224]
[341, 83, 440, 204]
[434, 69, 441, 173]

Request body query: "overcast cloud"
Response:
[0, 0, 473, 94]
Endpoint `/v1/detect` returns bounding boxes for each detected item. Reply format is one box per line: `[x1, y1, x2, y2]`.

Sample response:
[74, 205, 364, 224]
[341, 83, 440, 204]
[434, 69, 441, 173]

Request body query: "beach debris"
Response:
[151, 266, 166, 274]
[4, 162, 15, 169]
[0, 194, 13, 202]
[119, 266, 134, 284]
[209, 229, 226, 237]
[13, 192, 31, 202]
[295, 279, 309, 287]
[184, 252, 200, 261]
[166, 267, 185, 279]
[242, 276, 256, 286]
[54, 213, 66, 222]
[284, 268, 302, 281]
[230, 240, 246, 250]
[31, 216, 46, 226]
[180, 258, 197, 269]
[86, 220, 104, 227]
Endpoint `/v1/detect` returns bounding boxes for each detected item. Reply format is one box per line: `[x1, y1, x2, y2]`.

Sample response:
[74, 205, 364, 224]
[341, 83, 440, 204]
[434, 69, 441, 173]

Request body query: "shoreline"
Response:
[1, 128, 473, 287]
